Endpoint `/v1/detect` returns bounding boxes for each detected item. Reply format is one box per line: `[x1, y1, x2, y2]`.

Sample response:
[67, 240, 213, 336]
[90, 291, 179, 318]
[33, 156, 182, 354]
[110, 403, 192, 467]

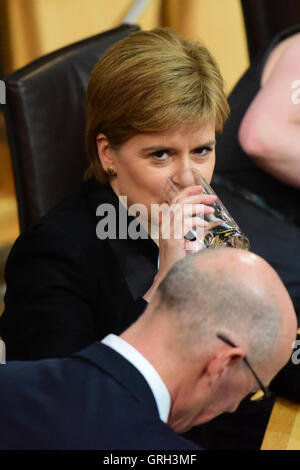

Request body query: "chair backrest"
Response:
[4, 23, 140, 231]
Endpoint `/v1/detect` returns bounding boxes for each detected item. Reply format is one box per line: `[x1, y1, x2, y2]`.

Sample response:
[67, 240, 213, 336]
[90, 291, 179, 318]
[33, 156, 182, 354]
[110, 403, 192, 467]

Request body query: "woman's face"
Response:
[98, 122, 216, 223]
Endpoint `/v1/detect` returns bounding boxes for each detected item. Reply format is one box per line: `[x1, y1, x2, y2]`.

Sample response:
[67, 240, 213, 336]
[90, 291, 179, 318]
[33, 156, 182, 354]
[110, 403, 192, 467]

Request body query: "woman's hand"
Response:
[143, 185, 217, 302]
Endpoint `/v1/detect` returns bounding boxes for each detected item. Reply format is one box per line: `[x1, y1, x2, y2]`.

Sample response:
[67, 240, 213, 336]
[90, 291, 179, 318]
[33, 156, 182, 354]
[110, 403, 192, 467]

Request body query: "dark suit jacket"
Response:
[0, 342, 199, 450]
[0, 179, 158, 360]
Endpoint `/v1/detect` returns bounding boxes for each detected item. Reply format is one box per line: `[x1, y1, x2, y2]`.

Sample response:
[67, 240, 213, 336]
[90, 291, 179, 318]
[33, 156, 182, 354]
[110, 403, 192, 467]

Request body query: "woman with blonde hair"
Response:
[0, 27, 229, 361]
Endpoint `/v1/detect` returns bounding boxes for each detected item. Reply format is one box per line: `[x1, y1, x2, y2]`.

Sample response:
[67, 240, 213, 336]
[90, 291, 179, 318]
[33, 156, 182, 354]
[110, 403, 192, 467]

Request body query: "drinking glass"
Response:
[163, 168, 250, 250]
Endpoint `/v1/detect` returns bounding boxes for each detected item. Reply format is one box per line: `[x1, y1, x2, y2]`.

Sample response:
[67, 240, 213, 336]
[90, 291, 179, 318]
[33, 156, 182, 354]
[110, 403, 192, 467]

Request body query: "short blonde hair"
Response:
[85, 28, 229, 182]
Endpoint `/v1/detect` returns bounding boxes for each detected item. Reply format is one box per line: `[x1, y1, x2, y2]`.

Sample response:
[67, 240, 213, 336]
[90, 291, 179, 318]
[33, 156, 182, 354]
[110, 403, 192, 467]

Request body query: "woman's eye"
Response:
[194, 146, 212, 157]
[152, 150, 169, 161]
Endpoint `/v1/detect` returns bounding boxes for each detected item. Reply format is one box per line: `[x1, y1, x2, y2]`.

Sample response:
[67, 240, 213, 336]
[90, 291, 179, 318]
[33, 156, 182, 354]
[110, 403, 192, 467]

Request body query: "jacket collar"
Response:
[73, 341, 159, 417]
[84, 179, 159, 300]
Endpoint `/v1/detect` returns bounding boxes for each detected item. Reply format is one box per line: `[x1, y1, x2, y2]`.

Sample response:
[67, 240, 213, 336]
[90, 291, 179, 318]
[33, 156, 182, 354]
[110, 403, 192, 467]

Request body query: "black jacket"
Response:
[0, 341, 199, 450]
[0, 179, 158, 360]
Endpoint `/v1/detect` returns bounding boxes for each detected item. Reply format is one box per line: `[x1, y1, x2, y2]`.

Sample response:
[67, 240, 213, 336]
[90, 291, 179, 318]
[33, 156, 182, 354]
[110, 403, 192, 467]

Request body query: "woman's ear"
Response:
[96, 133, 116, 172]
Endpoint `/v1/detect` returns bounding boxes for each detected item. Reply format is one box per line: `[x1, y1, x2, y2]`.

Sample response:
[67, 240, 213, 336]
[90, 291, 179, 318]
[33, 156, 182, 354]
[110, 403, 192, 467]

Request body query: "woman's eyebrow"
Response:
[193, 140, 216, 147]
[141, 145, 173, 152]
[142, 140, 216, 152]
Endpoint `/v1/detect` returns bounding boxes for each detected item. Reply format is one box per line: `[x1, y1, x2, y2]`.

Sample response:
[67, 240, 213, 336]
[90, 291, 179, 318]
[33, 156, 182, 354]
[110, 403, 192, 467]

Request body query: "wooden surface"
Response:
[261, 397, 300, 450]
[261, 329, 300, 450]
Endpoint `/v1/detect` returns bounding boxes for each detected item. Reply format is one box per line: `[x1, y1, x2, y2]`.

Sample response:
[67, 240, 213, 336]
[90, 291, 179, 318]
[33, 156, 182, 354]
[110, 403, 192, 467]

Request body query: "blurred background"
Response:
[1, 0, 300, 303]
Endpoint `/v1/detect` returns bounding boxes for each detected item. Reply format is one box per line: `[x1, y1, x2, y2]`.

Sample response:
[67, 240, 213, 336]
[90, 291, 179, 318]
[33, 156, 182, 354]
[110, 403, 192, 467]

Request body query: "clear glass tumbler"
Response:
[163, 168, 250, 250]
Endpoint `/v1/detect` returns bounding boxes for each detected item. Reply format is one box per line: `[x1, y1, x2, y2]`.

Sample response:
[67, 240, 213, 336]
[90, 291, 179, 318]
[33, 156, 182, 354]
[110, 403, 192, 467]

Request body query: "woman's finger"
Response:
[164, 184, 203, 203]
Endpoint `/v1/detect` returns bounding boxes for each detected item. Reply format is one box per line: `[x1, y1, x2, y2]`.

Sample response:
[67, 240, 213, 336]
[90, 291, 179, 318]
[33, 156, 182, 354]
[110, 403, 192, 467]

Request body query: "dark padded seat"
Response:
[4, 23, 139, 231]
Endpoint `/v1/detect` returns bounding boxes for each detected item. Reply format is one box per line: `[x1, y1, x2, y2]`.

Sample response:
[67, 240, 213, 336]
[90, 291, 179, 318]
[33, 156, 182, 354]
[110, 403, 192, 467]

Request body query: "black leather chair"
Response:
[3, 23, 140, 232]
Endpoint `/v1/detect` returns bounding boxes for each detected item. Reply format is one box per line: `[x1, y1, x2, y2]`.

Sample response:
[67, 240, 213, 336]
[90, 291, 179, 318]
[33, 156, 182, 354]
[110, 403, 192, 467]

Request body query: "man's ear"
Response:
[96, 133, 116, 172]
[206, 347, 245, 384]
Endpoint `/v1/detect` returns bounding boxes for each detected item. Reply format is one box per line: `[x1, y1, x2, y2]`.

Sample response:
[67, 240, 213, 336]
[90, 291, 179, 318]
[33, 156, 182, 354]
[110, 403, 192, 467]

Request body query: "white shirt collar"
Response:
[101, 334, 171, 423]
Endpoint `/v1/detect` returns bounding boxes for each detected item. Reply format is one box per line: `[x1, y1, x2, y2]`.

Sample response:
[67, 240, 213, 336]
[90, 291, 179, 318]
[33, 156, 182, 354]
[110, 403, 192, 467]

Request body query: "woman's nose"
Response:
[171, 156, 195, 184]
[170, 167, 197, 189]
[177, 155, 193, 172]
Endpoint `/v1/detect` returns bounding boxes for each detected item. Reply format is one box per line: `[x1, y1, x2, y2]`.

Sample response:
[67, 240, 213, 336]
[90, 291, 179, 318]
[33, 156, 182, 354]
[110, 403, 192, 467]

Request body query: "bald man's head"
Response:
[122, 248, 297, 432]
[152, 248, 296, 369]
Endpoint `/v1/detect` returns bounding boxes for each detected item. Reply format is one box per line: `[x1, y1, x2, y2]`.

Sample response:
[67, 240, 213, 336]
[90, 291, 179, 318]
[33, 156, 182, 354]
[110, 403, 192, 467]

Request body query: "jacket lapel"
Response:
[73, 342, 159, 416]
[85, 179, 159, 301]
